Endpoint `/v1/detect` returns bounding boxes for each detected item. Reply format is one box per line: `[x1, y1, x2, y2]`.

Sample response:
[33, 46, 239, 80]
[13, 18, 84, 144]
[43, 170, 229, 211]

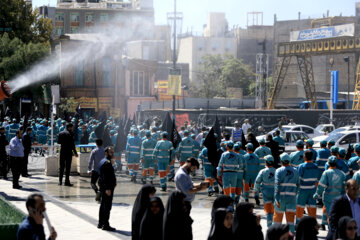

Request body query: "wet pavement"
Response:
[0, 155, 329, 239]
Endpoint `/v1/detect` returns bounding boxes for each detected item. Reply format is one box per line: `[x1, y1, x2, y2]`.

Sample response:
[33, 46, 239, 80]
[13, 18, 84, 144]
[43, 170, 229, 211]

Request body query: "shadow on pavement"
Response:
[0, 192, 26, 201]
[114, 230, 131, 236]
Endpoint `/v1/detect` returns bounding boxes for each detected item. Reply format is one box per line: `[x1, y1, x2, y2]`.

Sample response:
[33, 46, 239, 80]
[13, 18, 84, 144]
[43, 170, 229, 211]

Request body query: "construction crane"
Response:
[268, 17, 360, 109]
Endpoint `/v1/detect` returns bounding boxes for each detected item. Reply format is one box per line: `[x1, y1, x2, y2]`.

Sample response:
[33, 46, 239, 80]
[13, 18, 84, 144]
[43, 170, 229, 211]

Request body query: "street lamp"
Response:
[344, 56, 350, 109]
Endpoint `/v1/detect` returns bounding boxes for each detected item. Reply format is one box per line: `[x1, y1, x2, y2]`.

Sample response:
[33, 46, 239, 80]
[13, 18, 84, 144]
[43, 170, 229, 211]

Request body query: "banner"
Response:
[109, 107, 122, 118]
[167, 74, 182, 96]
[290, 23, 354, 42]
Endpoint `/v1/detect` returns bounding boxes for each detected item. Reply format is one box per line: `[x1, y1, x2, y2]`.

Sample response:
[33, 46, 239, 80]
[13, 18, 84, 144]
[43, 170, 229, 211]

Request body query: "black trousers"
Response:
[21, 152, 29, 176]
[99, 189, 113, 227]
[185, 201, 192, 215]
[91, 170, 99, 193]
[0, 153, 8, 177]
[59, 157, 72, 184]
[10, 156, 22, 187]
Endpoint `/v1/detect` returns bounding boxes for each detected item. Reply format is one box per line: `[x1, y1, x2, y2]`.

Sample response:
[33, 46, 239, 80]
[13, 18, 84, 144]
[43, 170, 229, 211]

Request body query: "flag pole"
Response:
[50, 95, 54, 156]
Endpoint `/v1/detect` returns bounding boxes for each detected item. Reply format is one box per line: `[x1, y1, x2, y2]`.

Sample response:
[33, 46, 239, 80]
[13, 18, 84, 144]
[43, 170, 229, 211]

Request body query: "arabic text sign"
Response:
[290, 23, 354, 42]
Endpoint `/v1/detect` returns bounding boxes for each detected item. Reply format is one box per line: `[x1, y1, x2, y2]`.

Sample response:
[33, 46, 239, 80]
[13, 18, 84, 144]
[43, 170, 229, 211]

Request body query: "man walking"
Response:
[232, 120, 243, 142]
[98, 147, 117, 231]
[153, 132, 174, 191]
[88, 139, 105, 202]
[0, 126, 9, 179]
[177, 130, 195, 166]
[290, 140, 304, 169]
[140, 130, 157, 184]
[126, 129, 141, 182]
[243, 143, 260, 204]
[295, 150, 318, 224]
[273, 153, 299, 233]
[254, 138, 272, 170]
[9, 130, 24, 189]
[22, 127, 32, 177]
[57, 123, 78, 186]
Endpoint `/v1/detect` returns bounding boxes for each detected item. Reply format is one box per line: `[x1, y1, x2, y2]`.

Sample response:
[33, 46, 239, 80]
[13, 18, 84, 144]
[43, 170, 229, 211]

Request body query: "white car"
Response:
[313, 125, 360, 143]
[315, 124, 335, 134]
[257, 124, 321, 141]
[313, 130, 360, 149]
[283, 131, 310, 152]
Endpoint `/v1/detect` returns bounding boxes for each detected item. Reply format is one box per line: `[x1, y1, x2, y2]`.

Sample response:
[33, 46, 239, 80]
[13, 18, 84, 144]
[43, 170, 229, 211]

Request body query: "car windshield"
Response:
[282, 127, 291, 132]
[323, 132, 345, 142]
[328, 128, 346, 136]
[315, 125, 324, 131]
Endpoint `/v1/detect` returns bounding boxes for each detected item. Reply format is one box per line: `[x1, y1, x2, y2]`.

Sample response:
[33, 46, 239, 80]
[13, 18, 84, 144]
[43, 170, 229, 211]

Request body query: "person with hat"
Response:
[325, 146, 350, 180]
[295, 150, 318, 225]
[140, 130, 157, 184]
[316, 140, 332, 230]
[328, 139, 336, 150]
[217, 141, 241, 200]
[57, 123, 78, 186]
[273, 130, 285, 155]
[273, 153, 299, 233]
[191, 134, 200, 158]
[8, 118, 19, 141]
[232, 120, 243, 143]
[153, 132, 175, 191]
[233, 142, 246, 202]
[126, 129, 141, 183]
[254, 155, 276, 227]
[59, 120, 66, 132]
[243, 143, 260, 204]
[314, 156, 346, 230]
[254, 138, 272, 170]
[348, 143, 360, 176]
[316, 140, 331, 178]
[289, 140, 305, 169]
[151, 127, 160, 142]
[305, 139, 317, 161]
[176, 130, 196, 166]
[36, 120, 48, 145]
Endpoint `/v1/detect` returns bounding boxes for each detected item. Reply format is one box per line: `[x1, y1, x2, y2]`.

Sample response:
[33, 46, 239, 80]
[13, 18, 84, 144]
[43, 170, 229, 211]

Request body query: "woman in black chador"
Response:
[139, 197, 164, 240]
[131, 184, 156, 240]
[208, 207, 234, 240]
[163, 191, 193, 240]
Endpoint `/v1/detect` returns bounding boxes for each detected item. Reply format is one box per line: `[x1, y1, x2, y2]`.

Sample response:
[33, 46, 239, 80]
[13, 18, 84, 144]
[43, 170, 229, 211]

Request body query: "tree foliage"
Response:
[0, 0, 53, 44]
[190, 54, 254, 98]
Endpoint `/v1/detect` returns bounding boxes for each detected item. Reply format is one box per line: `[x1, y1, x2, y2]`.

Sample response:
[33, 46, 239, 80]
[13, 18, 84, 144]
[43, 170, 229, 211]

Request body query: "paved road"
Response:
[0, 155, 329, 239]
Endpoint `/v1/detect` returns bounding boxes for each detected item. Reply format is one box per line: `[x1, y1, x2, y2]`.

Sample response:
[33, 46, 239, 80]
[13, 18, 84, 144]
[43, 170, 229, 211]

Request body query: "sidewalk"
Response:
[0, 172, 329, 240]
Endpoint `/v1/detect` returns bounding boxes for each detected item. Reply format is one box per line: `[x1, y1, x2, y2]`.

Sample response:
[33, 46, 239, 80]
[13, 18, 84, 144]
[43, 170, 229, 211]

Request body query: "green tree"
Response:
[191, 54, 254, 98]
[0, 0, 53, 44]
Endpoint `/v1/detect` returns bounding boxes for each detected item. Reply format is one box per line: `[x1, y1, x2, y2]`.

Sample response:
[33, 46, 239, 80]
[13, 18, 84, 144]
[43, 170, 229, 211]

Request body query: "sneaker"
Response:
[102, 225, 116, 231]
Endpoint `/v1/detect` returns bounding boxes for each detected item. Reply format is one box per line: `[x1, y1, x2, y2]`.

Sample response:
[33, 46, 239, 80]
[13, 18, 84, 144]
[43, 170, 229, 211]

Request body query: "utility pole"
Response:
[172, 0, 176, 117]
[344, 56, 350, 109]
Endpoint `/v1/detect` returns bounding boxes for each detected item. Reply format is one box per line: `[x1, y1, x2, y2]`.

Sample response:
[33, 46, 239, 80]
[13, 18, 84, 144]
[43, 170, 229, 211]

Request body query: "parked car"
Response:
[313, 125, 360, 143]
[283, 131, 310, 152]
[257, 124, 320, 141]
[313, 130, 360, 149]
[315, 124, 335, 135]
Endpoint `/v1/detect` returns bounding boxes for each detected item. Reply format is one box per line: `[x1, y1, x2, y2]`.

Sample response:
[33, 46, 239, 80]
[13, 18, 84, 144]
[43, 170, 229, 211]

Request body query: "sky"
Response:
[32, 0, 357, 34]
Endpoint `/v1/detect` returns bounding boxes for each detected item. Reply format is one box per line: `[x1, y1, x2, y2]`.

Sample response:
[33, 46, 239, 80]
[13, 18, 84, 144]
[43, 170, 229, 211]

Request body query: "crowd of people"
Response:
[2, 114, 360, 240]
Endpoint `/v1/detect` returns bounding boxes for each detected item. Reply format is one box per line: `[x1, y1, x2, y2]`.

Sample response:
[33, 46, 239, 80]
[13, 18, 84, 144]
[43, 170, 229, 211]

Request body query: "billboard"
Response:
[167, 74, 182, 96]
[290, 23, 354, 42]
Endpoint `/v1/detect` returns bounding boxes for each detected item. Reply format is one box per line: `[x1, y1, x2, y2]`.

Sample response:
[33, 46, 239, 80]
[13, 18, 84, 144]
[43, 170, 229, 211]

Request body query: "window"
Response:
[102, 57, 111, 87]
[55, 27, 64, 35]
[55, 12, 64, 22]
[302, 127, 314, 134]
[75, 59, 84, 86]
[131, 71, 151, 96]
[70, 26, 79, 33]
[339, 133, 357, 145]
[70, 13, 80, 22]
[293, 127, 301, 131]
[100, 13, 109, 23]
[85, 13, 94, 32]
[144, 72, 150, 95]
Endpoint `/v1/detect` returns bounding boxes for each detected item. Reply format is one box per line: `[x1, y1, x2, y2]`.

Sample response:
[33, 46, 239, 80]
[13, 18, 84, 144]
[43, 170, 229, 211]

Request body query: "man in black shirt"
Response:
[265, 134, 280, 168]
[57, 123, 78, 186]
[0, 127, 9, 179]
[98, 146, 116, 231]
[22, 127, 32, 177]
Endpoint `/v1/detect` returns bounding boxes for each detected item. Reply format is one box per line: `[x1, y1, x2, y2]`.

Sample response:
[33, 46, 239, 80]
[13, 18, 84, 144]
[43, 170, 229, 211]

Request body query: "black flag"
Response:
[214, 115, 221, 141]
[132, 113, 137, 126]
[346, 144, 353, 160]
[102, 125, 112, 148]
[124, 117, 132, 137]
[203, 127, 219, 167]
[170, 118, 182, 149]
[161, 112, 172, 134]
[115, 120, 127, 152]
[95, 121, 106, 140]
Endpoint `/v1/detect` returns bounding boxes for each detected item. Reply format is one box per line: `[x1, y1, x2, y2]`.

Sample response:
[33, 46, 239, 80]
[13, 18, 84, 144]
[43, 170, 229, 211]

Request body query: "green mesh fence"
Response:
[0, 195, 26, 240]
